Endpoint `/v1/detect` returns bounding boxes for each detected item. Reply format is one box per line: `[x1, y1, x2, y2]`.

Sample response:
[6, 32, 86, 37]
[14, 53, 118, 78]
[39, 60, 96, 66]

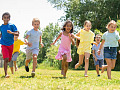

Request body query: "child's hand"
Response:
[7, 30, 12, 34]
[97, 50, 100, 56]
[28, 42, 32, 47]
[118, 50, 120, 54]
[95, 57, 97, 61]
[50, 42, 55, 45]
[40, 43, 44, 48]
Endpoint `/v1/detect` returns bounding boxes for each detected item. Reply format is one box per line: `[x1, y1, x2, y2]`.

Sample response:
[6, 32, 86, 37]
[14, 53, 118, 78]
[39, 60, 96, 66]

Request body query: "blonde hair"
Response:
[32, 18, 40, 24]
[106, 20, 117, 29]
[84, 20, 91, 26]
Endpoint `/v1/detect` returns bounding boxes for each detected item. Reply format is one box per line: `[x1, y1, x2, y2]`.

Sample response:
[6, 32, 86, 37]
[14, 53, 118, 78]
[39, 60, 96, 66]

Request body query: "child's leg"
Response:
[75, 54, 84, 69]
[84, 52, 90, 76]
[4, 58, 9, 76]
[96, 65, 100, 75]
[64, 62, 68, 77]
[9, 60, 14, 74]
[13, 61, 18, 71]
[25, 59, 31, 66]
[32, 54, 37, 72]
[105, 58, 112, 79]
[61, 60, 65, 75]
[111, 59, 116, 69]
[62, 54, 67, 77]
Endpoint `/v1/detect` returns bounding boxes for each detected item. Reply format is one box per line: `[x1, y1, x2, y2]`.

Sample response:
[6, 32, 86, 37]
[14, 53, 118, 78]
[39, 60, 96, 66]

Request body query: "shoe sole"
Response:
[31, 72, 35, 77]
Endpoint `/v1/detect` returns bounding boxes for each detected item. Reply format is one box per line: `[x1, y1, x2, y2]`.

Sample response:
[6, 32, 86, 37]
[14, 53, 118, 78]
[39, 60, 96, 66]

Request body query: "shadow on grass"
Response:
[1, 76, 5, 78]
[52, 77, 66, 79]
[20, 76, 33, 78]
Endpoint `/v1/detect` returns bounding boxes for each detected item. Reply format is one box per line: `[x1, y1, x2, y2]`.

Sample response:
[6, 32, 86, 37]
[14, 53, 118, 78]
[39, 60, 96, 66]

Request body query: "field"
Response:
[0, 68, 120, 90]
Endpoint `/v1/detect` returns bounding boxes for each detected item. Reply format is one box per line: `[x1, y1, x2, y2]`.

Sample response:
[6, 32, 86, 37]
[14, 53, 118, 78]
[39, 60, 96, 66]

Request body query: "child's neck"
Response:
[96, 41, 100, 44]
[84, 28, 90, 32]
[4, 22, 8, 25]
[34, 28, 38, 31]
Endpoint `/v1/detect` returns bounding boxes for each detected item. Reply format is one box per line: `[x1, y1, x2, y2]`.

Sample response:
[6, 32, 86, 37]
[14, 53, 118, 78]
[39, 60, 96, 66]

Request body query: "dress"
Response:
[77, 29, 94, 55]
[55, 32, 72, 62]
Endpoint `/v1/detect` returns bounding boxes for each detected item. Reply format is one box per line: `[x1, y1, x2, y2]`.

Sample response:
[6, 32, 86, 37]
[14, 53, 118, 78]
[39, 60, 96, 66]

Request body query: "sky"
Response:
[0, 0, 65, 52]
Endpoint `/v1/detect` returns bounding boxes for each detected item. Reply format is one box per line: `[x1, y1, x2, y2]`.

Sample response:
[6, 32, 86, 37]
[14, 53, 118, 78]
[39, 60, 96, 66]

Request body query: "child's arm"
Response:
[73, 32, 80, 40]
[98, 39, 105, 55]
[92, 50, 97, 61]
[24, 35, 32, 47]
[69, 33, 75, 45]
[40, 36, 44, 48]
[51, 32, 62, 45]
[7, 30, 19, 36]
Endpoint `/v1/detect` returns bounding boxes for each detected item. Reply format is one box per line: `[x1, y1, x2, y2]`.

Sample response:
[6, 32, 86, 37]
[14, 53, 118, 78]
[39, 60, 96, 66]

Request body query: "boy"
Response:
[8, 32, 26, 74]
[92, 34, 104, 77]
[0, 12, 18, 78]
[25, 18, 43, 77]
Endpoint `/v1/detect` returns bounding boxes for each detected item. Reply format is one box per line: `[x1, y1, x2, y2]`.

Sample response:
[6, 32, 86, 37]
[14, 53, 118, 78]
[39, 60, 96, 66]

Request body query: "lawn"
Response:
[0, 68, 120, 90]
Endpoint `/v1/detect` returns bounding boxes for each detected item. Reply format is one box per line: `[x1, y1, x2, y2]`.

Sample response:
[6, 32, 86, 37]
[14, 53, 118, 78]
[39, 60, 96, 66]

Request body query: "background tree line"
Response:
[17, 0, 120, 70]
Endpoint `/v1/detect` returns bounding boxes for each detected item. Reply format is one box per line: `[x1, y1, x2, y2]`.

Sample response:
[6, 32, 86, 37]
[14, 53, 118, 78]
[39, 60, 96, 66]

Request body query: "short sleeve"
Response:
[116, 31, 120, 40]
[26, 31, 31, 36]
[19, 40, 24, 45]
[39, 30, 42, 36]
[11, 24, 17, 32]
[90, 32, 95, 43]
[92, 44, 95, 50]
[102, 33, 105, 40]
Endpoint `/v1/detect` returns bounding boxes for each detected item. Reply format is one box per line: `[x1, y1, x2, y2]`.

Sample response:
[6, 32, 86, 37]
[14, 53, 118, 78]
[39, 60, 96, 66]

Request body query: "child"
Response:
[92, 34, 104, 77]
[8, 32, 26, 74]
[51, 20, 75, 77]
[74, 20, 95, 77]
[98, 20, 120, 79]
[0, 12, 18, 78]
[25, 18, 44, 77]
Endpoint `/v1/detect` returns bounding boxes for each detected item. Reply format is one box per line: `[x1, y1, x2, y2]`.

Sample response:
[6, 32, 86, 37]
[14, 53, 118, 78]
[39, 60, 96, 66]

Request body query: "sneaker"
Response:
[31, 72, 35, 77]
[5, 75, 10, 78]
[97, 75, 100, 77]
[84, 74, 88, 77]
[25, 66, 29, 72]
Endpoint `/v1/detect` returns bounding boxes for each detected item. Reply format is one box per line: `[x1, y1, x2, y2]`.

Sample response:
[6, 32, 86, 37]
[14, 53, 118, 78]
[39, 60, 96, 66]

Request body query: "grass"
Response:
[0, 68, 120, 90]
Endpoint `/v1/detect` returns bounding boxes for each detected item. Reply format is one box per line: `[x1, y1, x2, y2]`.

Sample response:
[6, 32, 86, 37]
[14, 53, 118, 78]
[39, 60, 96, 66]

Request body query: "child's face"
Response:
[108, 24, 116, 33]
[95, 35, 101, 43]
[2, 15, 10, 24]
[84, 23, 91, 31]
[32, 21, 40, 30]
[14, 35, 18, 41]
[64, 22, 72, 33]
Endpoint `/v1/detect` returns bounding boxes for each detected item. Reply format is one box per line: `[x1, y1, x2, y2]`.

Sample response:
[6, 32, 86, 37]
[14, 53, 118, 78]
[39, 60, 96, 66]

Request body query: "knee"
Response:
[111, 66, 115, 69]
[63, 55, 67, 61]
[33, 55, 37, 60]
[4, 58, 9, 63]
[78, 61, 83, 65]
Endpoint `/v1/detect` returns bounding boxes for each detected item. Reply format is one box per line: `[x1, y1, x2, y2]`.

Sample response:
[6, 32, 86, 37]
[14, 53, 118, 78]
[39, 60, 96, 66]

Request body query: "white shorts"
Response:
[26, 49, 39, 60]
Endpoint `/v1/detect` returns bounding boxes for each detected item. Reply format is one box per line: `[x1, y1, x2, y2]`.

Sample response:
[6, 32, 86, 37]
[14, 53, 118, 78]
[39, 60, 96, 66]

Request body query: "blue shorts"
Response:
[104, 47, 117, 59]
[93, 58, 104, 67]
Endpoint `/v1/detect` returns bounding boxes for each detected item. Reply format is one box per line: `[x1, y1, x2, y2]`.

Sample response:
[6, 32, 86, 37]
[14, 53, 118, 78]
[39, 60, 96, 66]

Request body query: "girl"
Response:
[51, 20, 75, 77]
[74, 20, 95, 77]
[98, 20, 120, 79]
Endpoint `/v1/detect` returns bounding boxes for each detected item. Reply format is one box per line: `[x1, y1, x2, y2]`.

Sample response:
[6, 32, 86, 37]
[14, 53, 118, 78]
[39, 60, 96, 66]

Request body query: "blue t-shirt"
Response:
[92, 43, 104, 60]
[26, 29, 42, 50]
[0, 23, 17, 46]
[102, 31, 120, 47]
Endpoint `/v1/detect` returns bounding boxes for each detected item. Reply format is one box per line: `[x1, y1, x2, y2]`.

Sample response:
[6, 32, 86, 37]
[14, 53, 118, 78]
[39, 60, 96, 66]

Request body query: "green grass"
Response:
[0, 68, 120, 90]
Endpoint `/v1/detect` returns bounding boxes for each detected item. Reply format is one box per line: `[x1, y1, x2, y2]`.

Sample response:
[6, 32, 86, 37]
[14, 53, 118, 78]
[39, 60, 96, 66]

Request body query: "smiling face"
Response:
[108, 23, 117, 33]
[32, 21, 40, 31]
[2, 15, 10, 25]
[84, 22, 92, 31]
[64, 22, 72, 33]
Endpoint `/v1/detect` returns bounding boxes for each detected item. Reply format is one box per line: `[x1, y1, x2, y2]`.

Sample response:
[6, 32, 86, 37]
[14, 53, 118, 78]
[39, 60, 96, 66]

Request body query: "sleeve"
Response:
[40, 30, 42, 36]
[90, 32, 95, 43]
[19, 40, 25, 45]
[26, 31, 31, 36]
[101, 33, 105, 40]
[92, 45, 95, 50]
[116, 31, 120, 40]
[11, 24, 17, 32]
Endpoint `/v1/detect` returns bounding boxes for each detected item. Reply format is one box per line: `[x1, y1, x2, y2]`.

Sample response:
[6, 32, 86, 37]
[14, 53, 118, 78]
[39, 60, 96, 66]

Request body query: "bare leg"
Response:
[84, 52, 90, 76]
[25, 59, 31, 66]
[111, 59, 116, 69]
[10, 67, 14, 74]
[96, 65, 100, 75]
[75, 54, 84, 69]
[13, 61, 18, 71]
[61, 60, 64, 75]
[105, 58, 112, 79]
[62, 54, 67, 77]
[32, 54, 37, 72]
[101, 65, 108, 73]
[4, 58, 10, 78]
[64, 62, 68, 77]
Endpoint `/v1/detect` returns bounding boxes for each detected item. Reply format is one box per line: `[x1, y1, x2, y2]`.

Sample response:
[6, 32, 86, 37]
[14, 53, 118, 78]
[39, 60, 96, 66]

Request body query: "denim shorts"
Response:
[104, 47, 117, 59]
[93, 58, 104, 67]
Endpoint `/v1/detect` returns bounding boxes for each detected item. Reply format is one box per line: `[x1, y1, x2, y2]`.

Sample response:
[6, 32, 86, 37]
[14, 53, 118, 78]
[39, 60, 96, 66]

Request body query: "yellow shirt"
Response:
[13, 39, 24, 54]
[77, 29, 95, 55]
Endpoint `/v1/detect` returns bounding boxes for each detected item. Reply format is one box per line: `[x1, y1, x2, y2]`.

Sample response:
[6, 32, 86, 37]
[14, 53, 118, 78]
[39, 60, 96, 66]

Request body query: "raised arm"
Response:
[98, 39, 105, 55]
[51, 32, 62, 45]
[7, 30, 19, 36]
